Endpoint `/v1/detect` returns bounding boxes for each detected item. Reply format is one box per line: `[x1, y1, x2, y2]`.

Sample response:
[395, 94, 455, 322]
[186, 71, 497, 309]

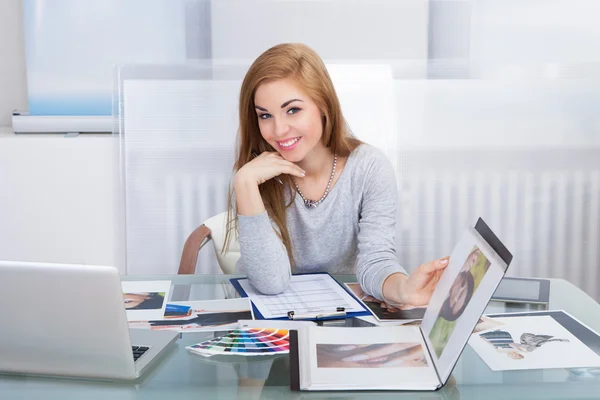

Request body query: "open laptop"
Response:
[0, 261, 179, 380]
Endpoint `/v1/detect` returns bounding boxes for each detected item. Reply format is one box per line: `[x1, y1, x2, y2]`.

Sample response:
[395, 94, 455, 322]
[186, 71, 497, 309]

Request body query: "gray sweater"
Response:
[236, 144, 407, 301]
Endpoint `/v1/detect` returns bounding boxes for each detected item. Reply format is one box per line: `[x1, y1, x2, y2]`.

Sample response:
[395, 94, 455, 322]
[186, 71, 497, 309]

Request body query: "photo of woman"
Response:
[123, 292, 166, 310]
[316, 343, 428, 368]
[428, 246, 491, 358]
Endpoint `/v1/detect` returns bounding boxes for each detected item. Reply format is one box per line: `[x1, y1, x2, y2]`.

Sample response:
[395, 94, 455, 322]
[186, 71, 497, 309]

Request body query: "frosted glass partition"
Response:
[115, 63, 401, 276]
[394, 76, 600, 301]
[115, 60, 600, 302]
[115, 64, 240, 276]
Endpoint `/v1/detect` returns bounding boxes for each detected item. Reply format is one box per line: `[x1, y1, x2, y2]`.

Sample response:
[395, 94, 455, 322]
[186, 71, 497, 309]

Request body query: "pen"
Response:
[251, 150, 284, 185]
[287, 307, 346, 320]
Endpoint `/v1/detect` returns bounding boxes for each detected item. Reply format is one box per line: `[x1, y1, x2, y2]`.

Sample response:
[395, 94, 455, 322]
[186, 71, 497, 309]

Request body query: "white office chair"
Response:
[178, 211, 240, 275]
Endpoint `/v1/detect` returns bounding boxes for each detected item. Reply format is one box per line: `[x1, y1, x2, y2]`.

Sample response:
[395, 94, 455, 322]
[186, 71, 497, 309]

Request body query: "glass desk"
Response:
[2, 275, 600, 400]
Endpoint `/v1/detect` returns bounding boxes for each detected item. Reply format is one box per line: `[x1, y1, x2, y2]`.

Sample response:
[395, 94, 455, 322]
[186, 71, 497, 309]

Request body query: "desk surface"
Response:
[2, 275, 600, 400]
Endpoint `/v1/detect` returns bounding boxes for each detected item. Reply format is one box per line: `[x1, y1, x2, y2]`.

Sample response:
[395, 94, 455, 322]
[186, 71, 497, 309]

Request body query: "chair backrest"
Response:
[203, 212, 240, 275]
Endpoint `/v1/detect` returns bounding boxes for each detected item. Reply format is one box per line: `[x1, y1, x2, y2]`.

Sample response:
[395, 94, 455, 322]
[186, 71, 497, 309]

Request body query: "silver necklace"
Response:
[293, 154, 337, 209]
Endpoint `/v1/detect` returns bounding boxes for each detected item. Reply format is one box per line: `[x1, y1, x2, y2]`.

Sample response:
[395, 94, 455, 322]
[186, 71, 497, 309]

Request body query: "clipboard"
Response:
[230, 272, 372, 321]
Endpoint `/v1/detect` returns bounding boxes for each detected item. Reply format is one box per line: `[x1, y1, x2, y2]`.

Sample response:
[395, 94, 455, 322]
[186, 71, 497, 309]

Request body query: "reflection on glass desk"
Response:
[1, 275, 600, 400]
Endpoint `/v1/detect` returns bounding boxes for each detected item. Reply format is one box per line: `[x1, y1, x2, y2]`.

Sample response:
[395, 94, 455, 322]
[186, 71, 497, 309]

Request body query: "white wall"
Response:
[0, 3, 124, 271]
[0, 129, 125, 272]
[210, 0, 428, 75]
[0, 0, 27, 127]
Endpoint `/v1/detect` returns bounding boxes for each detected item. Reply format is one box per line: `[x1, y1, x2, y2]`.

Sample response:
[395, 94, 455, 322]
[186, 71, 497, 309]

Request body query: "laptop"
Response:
[0, 261, 179, 380]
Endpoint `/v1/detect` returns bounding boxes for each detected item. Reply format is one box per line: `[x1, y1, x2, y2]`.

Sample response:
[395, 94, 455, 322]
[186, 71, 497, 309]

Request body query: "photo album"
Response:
[290, 218, 513, 391]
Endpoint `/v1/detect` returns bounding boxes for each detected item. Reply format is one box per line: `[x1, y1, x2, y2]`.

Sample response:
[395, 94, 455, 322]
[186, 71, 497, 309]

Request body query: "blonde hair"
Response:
[224, 43, 361, 265]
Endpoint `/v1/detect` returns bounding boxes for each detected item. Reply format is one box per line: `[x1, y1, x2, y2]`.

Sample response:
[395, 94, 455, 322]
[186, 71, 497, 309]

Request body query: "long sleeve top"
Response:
[235, 144, 407, 301]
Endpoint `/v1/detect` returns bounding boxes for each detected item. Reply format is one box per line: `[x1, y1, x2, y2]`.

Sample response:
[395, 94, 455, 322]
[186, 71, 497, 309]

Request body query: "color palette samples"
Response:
[186, 328, 290, 357]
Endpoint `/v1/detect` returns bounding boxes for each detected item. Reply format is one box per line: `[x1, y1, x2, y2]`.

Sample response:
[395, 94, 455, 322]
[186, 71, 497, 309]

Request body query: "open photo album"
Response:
[290, 218, 513, 391]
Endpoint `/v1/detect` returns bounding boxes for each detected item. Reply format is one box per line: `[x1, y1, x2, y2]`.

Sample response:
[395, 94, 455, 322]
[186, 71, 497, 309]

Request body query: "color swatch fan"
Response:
[186, 328, 290, 357]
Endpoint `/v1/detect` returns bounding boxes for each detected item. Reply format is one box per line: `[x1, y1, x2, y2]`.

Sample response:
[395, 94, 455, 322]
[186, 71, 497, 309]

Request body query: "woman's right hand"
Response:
[235, 151, 305, 186]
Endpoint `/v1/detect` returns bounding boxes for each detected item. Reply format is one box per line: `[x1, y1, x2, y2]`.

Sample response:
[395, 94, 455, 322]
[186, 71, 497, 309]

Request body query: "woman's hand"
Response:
[383, 257, 450, 306]
[401, 257, 449, 306]
[235, 151, 305, 186]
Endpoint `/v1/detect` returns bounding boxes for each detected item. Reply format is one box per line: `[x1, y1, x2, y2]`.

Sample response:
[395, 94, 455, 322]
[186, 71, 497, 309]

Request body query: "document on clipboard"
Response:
[230, 273, 371, 320]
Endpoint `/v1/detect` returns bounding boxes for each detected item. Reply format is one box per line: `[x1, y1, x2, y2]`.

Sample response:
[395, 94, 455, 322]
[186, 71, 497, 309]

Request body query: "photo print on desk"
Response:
[121, 280, 172, 321]
[428, 246, 492, 358]
[128, 298, 254, 333]
[470, 313, 600, 371]
[316, 343, 428, 368]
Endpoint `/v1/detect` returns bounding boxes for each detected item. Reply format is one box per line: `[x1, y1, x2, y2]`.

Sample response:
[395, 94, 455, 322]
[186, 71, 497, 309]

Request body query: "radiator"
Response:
[120, 76, 600, 302]
[398, 149, 600, 301]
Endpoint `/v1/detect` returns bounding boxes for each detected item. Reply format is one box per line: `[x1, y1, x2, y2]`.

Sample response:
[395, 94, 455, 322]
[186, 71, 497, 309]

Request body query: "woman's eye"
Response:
[258, 113, 272, 120]
[287, 107, 301, 115]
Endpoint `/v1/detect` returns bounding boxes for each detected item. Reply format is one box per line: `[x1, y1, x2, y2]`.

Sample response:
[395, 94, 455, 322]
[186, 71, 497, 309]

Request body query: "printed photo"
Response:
[479, 329, 571, 360]
[123, 292, 166, 310]
[316, 343, 428, 368]
[428, 246, 492, 358]
[469, 314, 600, 371]
[144, 310, 252, 331]
[121, 280, 172, 321]
[345, 283, 426, 321]
[473, 315, 505, 334]
[128, 298, 254, 333]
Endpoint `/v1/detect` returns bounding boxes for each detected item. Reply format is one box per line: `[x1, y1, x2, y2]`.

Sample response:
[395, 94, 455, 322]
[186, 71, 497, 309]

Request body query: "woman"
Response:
[225, 43, 448, 305]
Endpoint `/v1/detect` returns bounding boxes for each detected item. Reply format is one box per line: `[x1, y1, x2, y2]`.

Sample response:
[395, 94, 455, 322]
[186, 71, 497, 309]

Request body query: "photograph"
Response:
[121, 280, 172, 321]
[472, 315, 505, 334]
[345, 282, 426, 321]
[316, 343, 428, 368]
[469, 311, 600, 371]
[150, 310, 252, 329]
[123, 291, 166, 310]
[128, 298, 255, 332]
[428, 246, 492, 358]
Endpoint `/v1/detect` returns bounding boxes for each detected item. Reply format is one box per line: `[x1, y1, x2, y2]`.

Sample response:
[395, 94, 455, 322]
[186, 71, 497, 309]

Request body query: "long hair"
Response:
[439, 271, 475, 321]
[223, 43, 361, 266]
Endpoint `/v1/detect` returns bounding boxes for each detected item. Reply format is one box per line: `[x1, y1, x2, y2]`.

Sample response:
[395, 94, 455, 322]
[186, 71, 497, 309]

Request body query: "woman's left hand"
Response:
[400, 257, 450, 306]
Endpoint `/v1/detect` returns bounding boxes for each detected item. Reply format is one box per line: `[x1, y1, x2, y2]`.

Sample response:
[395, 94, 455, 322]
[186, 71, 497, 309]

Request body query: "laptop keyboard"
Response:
[132, 346, 150, 362]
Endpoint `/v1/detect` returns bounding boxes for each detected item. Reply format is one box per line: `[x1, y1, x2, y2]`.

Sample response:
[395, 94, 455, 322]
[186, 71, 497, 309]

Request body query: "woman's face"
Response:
[462, 249, 480, 271]
[254, 78, 325, 163]
[448, 276, 469, 315]
[123, 293, 149, 309]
